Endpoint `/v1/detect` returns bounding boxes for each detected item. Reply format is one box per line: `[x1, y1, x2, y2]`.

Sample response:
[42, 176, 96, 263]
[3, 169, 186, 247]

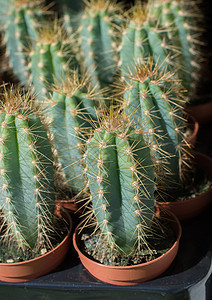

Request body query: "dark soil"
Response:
[80, 217, 176, 266]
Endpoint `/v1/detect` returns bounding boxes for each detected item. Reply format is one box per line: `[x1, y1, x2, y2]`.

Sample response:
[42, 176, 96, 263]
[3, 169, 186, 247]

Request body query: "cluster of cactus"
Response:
[0, 0, 204, 258]
[0, 85, 56, 251]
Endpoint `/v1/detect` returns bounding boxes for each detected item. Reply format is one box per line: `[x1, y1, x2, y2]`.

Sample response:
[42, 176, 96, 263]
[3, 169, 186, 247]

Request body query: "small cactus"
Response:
[149, 0, 204, 97]
[0, 0, 48, 83]
[76, 0, 123, 91]
[83, 108, 155, 255]
[120, 61, 189, 193]
[47, 72, 98, 195]
[0, 85, 55, 250]
[118, 1, 178, 77]
[27, 18, 79, 101]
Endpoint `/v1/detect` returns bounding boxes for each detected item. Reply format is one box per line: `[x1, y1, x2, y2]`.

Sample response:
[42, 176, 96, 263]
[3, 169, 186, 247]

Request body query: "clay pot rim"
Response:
[73, 210, 182, 270]
[157, 185, 212, 207]
[187, 115, 199, 145]
[156, 151, 212, 220]
[0, 209, 72, 266]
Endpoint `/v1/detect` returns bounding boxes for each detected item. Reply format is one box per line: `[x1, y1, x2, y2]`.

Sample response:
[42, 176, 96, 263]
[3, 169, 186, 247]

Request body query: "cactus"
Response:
[118, 1, 179, 78]
[148, 0, 204, 97]
[83, 108, 155, 255]
[47, 72, 98, 196]
[76, 0, 123, 91]
[27, 18, 79, 102]
[0, 0, 48, 83]
[0, 85, 55, 250]
[120, 61, 189, 194]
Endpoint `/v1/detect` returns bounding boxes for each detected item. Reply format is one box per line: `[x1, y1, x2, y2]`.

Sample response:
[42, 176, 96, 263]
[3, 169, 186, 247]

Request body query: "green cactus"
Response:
[47, 72, 98, 195]
[148, 0, 204, 97]
[27, 18, 79, 102]
[120, 61, 188, 193]
[0, 0, 48, 83]
[83, 108, 155, 255]
[0, 85, 55, 250]
[76, 0, 122, 91]
[118, 1, 179, 78]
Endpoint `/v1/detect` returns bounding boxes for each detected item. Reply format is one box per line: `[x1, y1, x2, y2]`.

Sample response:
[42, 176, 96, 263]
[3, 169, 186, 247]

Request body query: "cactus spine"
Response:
[84, 109, 155, 255]
[0, 85, 55, 250]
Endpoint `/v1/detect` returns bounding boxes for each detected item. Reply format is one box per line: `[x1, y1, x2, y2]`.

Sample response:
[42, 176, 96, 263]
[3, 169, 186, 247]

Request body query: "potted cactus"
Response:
[73, 107, 182, 285]
[0, 85, 72, 282]
[148, 0, 212, 124]
[118, 60, 211, 220]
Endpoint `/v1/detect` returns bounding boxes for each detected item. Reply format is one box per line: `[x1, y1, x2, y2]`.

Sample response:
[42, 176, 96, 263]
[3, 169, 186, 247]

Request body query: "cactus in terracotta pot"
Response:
[82, 108, 156, 255]
[0, 85, 56, 251]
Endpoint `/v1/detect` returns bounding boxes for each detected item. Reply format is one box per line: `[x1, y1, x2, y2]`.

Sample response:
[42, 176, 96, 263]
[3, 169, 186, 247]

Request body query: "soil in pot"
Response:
[80, 216, 176, 267]
[0, 215, 69, 264]
[74, 210, 181, 285]
[0, 209, 72, 282]
[156, 151, 212, 220]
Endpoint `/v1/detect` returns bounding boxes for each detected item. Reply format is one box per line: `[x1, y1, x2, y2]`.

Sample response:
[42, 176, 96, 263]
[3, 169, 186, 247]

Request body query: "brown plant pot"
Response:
[73, 210, 182, 286]
[0, 210, 72, 283]
[157, 151, 212, 221]
[186, 115, 199, 146]
[55, 199, 81, 213]
[186, 102, 212, 125]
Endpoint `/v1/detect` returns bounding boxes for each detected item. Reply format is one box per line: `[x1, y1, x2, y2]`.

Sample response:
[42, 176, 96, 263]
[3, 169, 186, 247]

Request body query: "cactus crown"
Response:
[0, 84, 40, 116]
[83, 0, 122, 14]
[12, 0, 46, 9]
[125, 1, 148, 24]
[36, 18, 68, 45]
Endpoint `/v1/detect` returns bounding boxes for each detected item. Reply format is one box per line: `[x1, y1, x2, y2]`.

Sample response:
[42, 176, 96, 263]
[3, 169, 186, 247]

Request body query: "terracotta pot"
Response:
[157, 151, 212, 221]
[186, 102, 212, 125]
[0, 210, 72, 283]
[186, 115, 199, 146]
[55, 199, 80, 213]
[73, 210, 182, 286]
